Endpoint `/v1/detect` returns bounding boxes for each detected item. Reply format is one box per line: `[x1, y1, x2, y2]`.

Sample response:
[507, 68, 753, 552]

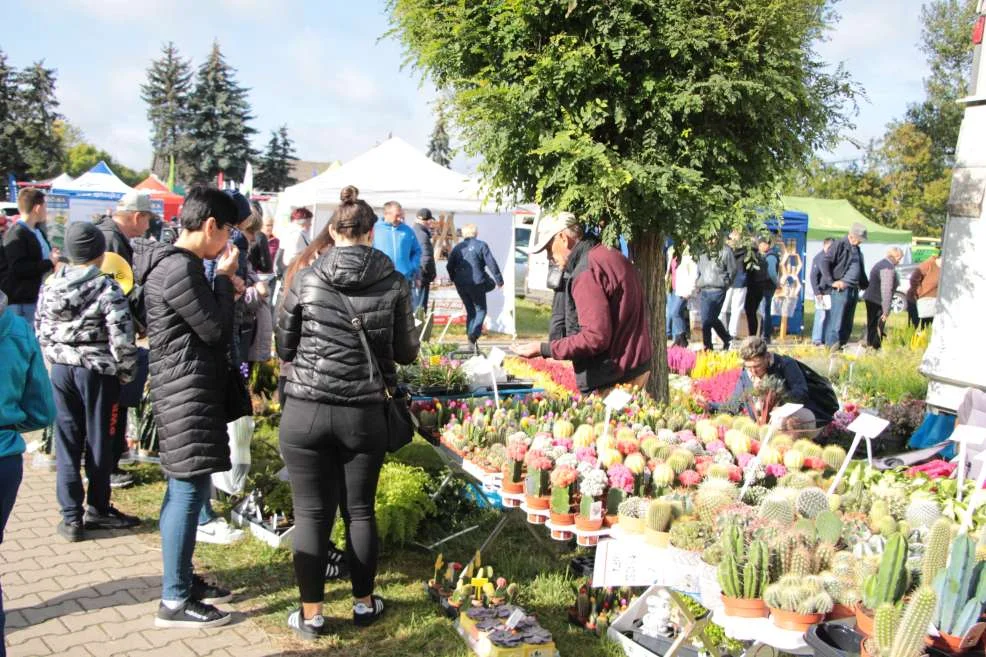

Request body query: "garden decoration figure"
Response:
[774, 237, 803, 340]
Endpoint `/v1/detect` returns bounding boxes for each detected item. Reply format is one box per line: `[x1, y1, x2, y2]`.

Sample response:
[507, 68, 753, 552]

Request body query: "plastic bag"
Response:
[211, 415, 254, 495]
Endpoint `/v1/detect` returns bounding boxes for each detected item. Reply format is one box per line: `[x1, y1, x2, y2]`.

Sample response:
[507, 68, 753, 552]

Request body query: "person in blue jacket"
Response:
[757, 234, 782, 343]
[447, 223, 503, 353]
[372, 201, 421, 281]
[0, 289, 56, 647]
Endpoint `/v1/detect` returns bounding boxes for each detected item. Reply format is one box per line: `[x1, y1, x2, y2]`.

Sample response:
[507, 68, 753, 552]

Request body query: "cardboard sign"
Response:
[847, 413, 891, 439]
[604, 389, 632, 411]
[505, 608, 525, 630]
[592, 538, 716, 590]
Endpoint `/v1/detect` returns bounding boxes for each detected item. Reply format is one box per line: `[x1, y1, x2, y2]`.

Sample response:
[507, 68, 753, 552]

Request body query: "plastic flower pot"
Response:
[618, 514, 643, 534]
[721, 595, 768, 619]
[576, 534, 600, 547]
[604, 514, 619, 528]
[645, 528, 671, 548]
[575, 515, 603, 532]
[770, 608, 826, 632]
[855, 603, 874, 637]
[925, 627, 986, 654]
[501, 479, 524, 494]
[827, 604, 855, 621]
[550, 511, 575, 527]
[525, 494, 550, 510]
[526, 512, 547, 525]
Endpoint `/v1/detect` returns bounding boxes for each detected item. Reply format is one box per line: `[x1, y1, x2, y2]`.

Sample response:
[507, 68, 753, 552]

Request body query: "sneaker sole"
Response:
[195, 532, 244, 545]
[84, 521, 141, 530]
[110, 481, 134, 489]
[155, 614, 231, 629]
[57, 530, 84, 543]
[291, 625, 322, 642]
[197, 593, 233, 605]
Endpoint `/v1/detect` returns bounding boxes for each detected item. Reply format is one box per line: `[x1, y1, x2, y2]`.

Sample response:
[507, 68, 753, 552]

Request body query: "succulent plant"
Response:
[759, 496, 795, 525]
[617, 496, 649, 519]
[742, 485, 769, 507]
[763, 574, 832, 614]
[651, 463, 676, 490]
[815, 510, 844, 546]
[698, 477, 740, 499]
[669, 520, 708, 552]
[695, 490, 733, 525]
[793, 439, 823, 460]
[796, 487, 829, 519]
[758, 445, 782, 465]
[904, 497, 941, 530]
[933, 533, 986, 637]
[667, 449, 694, 474]
[783, 449, 805, 471]
[920, 518, 951, 587]
[647, 500, 676, 533]
[861, 533, 909, 610]
[869, 587, 937, 657]
[821, 444, 847, 471]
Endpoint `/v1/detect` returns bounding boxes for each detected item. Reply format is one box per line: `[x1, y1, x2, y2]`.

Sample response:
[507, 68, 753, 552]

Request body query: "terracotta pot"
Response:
[645, 528, 671, 548]
[575, 515, 603, 532]
[926, 630, 981, 654]
[525, 495, 550, 510]
[721, 595, 768, 619]
[855, 603, 874, 637]
[619, 515, 643, 534]
[828, 603, 855, 621]
[550, 511, 575, 527]
[501, 479, 524, 494]
[770, 607, 825, 632]
[861, 637, 873, 657]
[604, 514, 619, 528]
[577, 534, 600, 547]
[527, 512, 547, 525]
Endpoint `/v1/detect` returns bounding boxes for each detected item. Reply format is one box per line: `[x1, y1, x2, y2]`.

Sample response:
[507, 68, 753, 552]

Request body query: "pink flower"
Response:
[737, 453, 754, 469]
[553, 437, 574, 451]
[496, 577, 507, 589]
[844, 402, 858, 414]
[695, 461, 710, 477]
[678, 470, 702, 487]
[616, 439, 640, 456]
[765, 464, 787, 478]
[804, 457, 826, 471]
[676, 430, 696, 443]
[507, 442, 528, 462]
[550, 465, 578, 488]
[727, 465, 743, 482]
[575, 447, 597, 466]
[608, 464, 635, 493]
[750, 439, 760, 455]
[706, 440, 726, 453]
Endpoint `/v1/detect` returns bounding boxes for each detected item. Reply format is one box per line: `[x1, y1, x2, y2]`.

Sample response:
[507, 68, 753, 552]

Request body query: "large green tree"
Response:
[63, 142, 147, 186]
[388, 0, 856, 399]
[141, 42, 194, 182]
[255, 125, 297, 191]
[0, 50, 25, 196]
[16, 61, 62, 180]
[426, 106, 452, 168]
[186, 42, 256, 182]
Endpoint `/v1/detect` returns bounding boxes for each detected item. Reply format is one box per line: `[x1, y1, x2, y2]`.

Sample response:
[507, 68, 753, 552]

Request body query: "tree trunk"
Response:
[634, 230, 669, 404]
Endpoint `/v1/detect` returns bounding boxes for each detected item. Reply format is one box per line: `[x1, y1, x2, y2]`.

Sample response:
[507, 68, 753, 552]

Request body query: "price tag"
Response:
[952, 425, 986, 502]
[604, 389, 632, 411]
[505, 607, 526, 630]
[847, 413, 891, 439]
[487, 346, 506, 368]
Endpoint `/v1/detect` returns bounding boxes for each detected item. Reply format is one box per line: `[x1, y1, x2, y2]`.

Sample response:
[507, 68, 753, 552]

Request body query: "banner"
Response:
[430, 213, 516, 336]
[45, 194, 70, 250]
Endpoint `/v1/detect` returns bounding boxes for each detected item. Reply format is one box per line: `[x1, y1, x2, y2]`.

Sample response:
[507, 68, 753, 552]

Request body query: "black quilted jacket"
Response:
[277, 245, 419, 405]
[133, 239, 234, 479]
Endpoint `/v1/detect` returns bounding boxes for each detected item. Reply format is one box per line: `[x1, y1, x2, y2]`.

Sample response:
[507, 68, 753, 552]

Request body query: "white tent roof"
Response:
[52, 161, 133, 199]
[48, 172, 74, 189]
[275, 137, 491, 222]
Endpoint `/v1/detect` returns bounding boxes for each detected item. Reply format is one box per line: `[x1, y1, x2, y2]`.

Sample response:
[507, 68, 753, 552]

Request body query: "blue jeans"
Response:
[160, 474, 212, 603]
[199, 497, 215, 526]
[8, 304, 36, 336]
[699, 289, 730, 350]
[455, 284, 488, 343]
[667, 294, 689, 341]
[412, 281, 430, 313]
[811, 301, 827, 344]
[826, 287, 859, 347]
[0, 454, 24, 654]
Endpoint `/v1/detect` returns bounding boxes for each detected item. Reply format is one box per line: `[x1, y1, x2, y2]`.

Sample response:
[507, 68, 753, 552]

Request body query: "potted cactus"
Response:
[523, 449, 553, 509]
[576, 469, 607, 532]
[617, 496, 648, 534]
[645, 500, 679, 548]
[857, 532, 909, 637]
[718, 527, 772, 618]
[605, 464, 635, 527]
[502, 438, 527, 494]
[929, 533, 986, 653]
[861, 587, 937, 657]
[549, 465, 578, 527]
[763, 574, 834, 631]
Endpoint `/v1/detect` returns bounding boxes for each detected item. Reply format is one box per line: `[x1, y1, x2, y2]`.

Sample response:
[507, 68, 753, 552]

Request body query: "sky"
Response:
[3, 0, 930, 178]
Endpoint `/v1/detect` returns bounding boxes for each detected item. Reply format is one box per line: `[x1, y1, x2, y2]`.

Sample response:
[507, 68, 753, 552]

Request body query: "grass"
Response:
[439, 297, 553, 341]
[113, 460, 623, 657]
[801, 299, 908, 344]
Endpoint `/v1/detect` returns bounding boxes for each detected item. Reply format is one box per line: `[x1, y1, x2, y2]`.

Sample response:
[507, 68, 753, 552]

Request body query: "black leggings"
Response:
[279, 397, 387, 602]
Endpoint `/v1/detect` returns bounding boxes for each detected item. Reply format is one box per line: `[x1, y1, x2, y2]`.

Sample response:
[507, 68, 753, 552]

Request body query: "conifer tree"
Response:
[16, 60, 62, 179]
[0, 50, 25, 195]
[426, 107, 452, 168]
[256, 125, 297, 191]
[141, 42, 193, 180]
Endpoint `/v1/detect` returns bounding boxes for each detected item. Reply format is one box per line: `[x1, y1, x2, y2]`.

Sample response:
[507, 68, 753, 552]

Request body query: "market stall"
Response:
[135, 173, 183, 220]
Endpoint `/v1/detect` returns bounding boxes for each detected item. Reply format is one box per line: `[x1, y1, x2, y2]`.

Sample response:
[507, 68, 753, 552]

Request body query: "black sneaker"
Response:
[155, 599, 231, 629]
[110, 469, 134, 489]
[191, 574, 232, 605]
[83, 506, 141, 530]
[325, 546, 349, 581]
[353, 595, 385, 627]
[287, 608, 330, 641]
[57, 519, 84, 542]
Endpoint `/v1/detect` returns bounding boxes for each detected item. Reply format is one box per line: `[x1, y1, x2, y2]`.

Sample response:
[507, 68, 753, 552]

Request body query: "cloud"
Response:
[53, 0, 178, 23]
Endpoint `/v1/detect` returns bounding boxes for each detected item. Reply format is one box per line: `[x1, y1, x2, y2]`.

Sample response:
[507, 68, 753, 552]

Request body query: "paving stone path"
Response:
[2, 467, 278, 657]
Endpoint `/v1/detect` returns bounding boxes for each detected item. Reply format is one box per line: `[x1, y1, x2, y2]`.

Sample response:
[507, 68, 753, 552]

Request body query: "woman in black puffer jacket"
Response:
[276, 185, 419, 637]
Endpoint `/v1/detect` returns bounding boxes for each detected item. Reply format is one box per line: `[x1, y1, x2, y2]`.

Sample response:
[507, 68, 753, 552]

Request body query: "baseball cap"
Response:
[417, 208, 434, 220]
[850, 222, 868, 240]
[116, 190, 154, 214]
[530, 212, 579, 254]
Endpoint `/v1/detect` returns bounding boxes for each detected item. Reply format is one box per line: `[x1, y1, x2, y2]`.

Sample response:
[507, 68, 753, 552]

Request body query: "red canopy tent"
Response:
[135, 174, 183, 220]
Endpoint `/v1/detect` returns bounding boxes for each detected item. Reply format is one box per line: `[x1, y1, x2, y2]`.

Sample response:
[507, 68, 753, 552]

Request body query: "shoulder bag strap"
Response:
[327, 285, 391, 399]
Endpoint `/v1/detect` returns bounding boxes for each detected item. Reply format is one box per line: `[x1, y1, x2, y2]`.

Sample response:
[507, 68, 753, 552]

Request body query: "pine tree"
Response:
[186, 41, 256, 182]
[0, 50, 25, 195]
[16, 60, 62, 179]
[256, 125, 297, 191]
[141, 42, 193, 181]
[426, 108, 452, 168]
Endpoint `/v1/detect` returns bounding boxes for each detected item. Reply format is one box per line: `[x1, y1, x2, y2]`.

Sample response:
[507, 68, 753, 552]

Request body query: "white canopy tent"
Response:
[48, 172, 74, 189]
[274, 137, 517, 335]
[51, 161, 134, 225]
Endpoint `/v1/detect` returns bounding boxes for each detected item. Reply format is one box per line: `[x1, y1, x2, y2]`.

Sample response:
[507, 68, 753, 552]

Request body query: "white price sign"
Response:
[604, 389, 632, 411]
[486, 346, 506, 368]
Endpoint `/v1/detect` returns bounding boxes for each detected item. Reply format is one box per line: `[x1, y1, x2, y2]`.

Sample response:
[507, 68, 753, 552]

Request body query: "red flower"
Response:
[679, 470, 701, 487]
[804, 457, 826, 471]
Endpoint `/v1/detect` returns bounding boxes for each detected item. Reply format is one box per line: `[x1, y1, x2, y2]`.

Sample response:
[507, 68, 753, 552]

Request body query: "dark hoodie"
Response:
[132, 239, 234, 479]
[276, 244, 419, 406]
[94, 215, 134, 265]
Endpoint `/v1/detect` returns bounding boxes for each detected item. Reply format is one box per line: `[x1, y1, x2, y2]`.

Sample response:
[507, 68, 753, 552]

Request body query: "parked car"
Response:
[515, 225, 531, 298]
[892, 262, 919, 313]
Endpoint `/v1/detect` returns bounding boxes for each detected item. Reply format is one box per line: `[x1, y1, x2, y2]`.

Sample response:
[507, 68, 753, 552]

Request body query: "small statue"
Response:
[639, 590, 674, 639]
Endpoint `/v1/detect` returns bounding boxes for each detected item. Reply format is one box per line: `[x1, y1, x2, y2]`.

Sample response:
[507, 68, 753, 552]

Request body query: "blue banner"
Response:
[6, 174, 16, 203]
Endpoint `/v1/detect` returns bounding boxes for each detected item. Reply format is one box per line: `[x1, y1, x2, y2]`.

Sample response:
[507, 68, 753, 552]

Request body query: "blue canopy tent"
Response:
[765, 210, 809, 335]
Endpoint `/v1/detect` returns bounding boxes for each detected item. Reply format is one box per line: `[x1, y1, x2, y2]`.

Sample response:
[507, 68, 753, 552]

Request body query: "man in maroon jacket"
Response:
[514, 213, 653, 393]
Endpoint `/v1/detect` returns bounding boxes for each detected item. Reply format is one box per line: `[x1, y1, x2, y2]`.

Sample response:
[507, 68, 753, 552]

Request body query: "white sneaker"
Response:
[196, 518, 246, 545]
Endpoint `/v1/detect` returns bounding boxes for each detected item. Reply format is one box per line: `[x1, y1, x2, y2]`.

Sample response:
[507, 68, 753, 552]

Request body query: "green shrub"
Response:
[841, 347, 927, 403]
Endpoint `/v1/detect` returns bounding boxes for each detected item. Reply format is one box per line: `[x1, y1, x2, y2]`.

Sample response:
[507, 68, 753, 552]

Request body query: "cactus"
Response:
[743, 540, 771, 599]
[696, 491, 733, 525]
[651, 463, 675, 490]
[552, 419, 574, 439]
[874, 515, 898, 537]
[869, 587, 936, 657]
[784, 449, 805, 471]
[905, 498, 941, 530]
[550, 485, 571, 515]
[821, 444, 847, 471]
[669, 521, 708, 552]
[707, 463, 731, 480]
[718, 553, 742, 598]
[921, 519, 951, 587]
[796, 487, 829, 519]
[790, 547, 814, 577]
[647, 501, 675, 532]
[667, 449, 694, 474]
[605, 488, 626, 516]
[793, 439, 823, 460]
[815, 510, 844, 545]
[862, 533, 909, 610]
[758, 445, 782, 465]
[872, 603, 901, 657]
[617, 496, 649, 519]
[579, 493, 597, 519]
[759, 497, 795, 524]
[933, 533, 986, 636]
[814, 543, 836, 573]
[742, 485, 769, 506]
[576, 587, 592, 619]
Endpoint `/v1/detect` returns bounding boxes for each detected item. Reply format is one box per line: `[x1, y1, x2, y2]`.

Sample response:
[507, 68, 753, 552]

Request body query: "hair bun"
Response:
[340, 185, 359, 204]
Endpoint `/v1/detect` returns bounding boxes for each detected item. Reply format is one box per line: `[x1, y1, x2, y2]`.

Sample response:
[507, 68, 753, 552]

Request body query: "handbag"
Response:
[224, 359, 252, 422]
[331, 288, 417, 453]
[917, 296, 937, 319]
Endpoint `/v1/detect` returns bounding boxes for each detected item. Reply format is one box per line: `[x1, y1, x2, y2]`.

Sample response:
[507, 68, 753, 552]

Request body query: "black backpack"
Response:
[796, 360, 839, 422]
